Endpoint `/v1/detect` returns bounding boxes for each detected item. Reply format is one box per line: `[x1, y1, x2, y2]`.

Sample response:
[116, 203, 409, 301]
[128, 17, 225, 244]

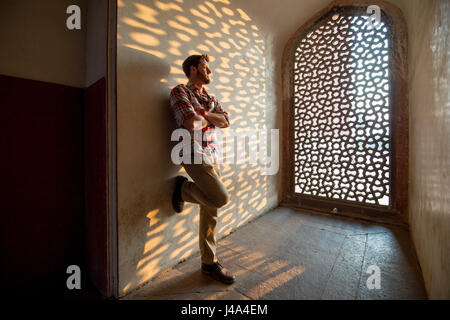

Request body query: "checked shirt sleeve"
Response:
[169, 85, 199, 128]
[211, 96, 230, 125]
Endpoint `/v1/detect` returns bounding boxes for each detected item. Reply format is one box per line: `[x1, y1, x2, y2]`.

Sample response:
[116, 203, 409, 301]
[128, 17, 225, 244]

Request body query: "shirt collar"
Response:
[187, 81, 204, 93]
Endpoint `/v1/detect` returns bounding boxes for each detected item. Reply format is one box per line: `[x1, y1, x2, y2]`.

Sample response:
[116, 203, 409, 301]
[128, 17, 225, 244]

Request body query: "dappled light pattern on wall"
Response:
[117, 0, 277, 296]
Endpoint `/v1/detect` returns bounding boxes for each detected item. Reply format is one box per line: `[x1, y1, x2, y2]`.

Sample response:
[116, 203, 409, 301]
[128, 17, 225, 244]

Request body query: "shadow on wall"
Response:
[117, 0, 277, 295]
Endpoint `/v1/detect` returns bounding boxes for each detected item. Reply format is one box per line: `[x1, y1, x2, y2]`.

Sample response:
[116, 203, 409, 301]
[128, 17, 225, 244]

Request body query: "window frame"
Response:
[281, 0, 408, 223]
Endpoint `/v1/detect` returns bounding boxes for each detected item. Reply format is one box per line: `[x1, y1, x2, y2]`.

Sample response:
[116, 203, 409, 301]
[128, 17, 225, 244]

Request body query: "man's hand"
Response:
[204, 111, 229, 128]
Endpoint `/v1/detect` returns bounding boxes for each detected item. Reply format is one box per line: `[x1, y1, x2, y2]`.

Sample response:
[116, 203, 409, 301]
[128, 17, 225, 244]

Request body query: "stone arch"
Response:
[281, 0, 408, 222]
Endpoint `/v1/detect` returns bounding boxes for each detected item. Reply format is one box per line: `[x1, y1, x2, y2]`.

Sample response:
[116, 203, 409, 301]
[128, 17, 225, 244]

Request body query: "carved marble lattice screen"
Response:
[293, 10, 392, 207]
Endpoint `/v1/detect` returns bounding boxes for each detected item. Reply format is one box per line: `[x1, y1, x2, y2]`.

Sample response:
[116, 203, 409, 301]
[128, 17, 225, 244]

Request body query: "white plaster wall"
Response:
[390, 0, 450, 299]
[116, 0, 284, 296]
[231, 0, 331, 201]
[0, 0, 87, 88]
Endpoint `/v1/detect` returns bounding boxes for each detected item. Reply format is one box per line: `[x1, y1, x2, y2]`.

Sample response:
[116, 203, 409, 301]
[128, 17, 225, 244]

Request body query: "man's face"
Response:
[193, 59, 211, 85]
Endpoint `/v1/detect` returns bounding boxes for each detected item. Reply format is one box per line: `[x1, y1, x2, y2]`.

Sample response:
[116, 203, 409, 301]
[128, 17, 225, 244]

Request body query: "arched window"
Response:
[282, 1, 408, 222]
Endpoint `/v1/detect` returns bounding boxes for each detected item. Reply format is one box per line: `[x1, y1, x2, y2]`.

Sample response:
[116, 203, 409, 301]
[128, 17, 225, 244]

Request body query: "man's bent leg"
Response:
[181, 163, 229, 209]
[181, 163, 228, 264]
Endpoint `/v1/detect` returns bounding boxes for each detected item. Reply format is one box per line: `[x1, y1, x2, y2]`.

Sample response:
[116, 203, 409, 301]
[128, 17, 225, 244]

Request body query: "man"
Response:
[169, 54, 235, 284]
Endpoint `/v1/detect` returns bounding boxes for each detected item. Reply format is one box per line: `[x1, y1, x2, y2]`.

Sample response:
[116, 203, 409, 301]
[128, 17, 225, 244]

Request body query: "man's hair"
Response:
[182, 54, 210, 78]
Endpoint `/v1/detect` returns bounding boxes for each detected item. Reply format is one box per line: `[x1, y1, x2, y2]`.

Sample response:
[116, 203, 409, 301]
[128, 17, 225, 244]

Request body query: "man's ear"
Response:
[190, 65, 197, 76]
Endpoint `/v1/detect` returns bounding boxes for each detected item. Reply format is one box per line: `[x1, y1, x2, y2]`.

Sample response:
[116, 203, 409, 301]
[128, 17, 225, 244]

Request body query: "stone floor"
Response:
[122, 206, 428, 300]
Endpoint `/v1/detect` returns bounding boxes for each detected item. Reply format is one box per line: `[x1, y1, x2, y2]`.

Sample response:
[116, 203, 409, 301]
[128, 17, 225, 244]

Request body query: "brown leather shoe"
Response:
[172, 176, 187, 213]
[201, 261, 236, 284]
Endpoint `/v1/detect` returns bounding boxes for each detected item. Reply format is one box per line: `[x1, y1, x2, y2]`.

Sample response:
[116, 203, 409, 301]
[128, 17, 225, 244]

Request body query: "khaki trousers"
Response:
[181, 162, 229, 264]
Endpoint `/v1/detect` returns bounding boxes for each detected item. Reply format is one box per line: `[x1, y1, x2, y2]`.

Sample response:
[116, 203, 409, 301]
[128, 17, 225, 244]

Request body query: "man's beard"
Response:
[200, 73, 210, 84]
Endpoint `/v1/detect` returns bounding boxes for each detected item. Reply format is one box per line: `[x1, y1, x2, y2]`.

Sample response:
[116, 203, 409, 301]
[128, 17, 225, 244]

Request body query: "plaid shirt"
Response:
[169, 82, 229, 164]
